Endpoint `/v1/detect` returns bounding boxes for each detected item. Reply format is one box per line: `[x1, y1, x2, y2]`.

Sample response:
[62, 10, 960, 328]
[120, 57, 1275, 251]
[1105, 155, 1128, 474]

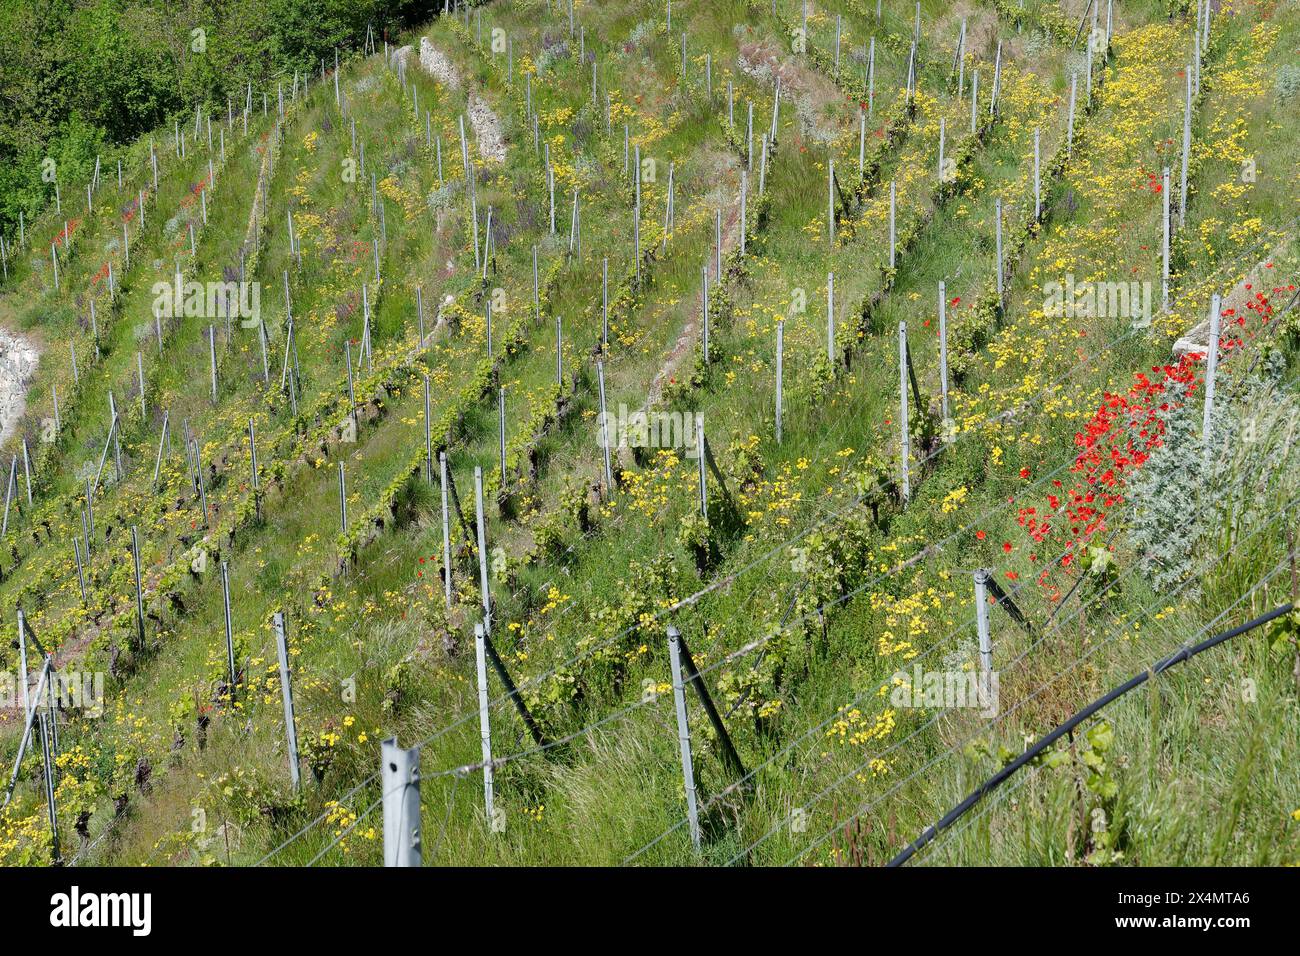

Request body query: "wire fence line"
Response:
[345, 245, 1234, 761]
[426, 773, 463, 863]
[730, 544, 1202, 865]
[83, 16, 1300, 868]
[266, 37, 1296, 864]
[783, 516, 1297, 866]
[306, 797, 383, 867]
[730, 459, 1300, 864]
[270, 429, 1295, 866]
[422, 446, 1088, 784]
[910, 750, 1046, 866]
[622, 522, 1144, 862]
[380, 208, 1299, 773]
[629, 385, 1300, 864]
[14, 0, 1291, 873]
[907, 704, 1133, 866]
[254, 771, 381, 865]
[58, 209, 1300, 873]
[248, 299, 1293, 865]
[889, 593, 1296, 865]
[230, 90, 1300, 869]
[792, 548, 1295, 867]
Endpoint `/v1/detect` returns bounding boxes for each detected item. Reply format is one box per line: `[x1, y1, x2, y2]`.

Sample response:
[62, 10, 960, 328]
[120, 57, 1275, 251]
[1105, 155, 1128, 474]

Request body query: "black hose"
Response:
[887, 602, 1294, 866]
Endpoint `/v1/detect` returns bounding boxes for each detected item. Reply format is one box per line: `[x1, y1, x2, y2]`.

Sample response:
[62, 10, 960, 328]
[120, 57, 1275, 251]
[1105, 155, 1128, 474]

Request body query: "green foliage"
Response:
[0, 0, 423, 235]
[1124, 397, 1232, 592]
[1277, 65, 1300, 102]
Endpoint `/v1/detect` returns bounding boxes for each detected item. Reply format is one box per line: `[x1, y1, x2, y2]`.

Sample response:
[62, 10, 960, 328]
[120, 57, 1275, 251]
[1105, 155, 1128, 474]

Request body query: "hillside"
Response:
[1, 0, 1298, 870]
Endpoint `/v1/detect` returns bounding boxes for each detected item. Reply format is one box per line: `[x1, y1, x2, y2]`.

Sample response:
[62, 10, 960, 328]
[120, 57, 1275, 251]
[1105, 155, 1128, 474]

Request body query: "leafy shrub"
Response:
[1126, 378, 1298, 594]
[1276, 65, 1300, 101]
[1124, 395, 1234, 593]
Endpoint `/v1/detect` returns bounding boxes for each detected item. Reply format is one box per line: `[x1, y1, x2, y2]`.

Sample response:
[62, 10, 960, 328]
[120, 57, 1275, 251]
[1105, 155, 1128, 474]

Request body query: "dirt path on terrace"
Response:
[414, 39, 507, 164]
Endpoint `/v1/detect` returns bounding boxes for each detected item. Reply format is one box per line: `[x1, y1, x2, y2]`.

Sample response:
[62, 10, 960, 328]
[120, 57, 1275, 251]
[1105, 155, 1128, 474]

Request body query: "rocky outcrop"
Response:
[0, 327, 39, 448]
[417, 37, 507, 164]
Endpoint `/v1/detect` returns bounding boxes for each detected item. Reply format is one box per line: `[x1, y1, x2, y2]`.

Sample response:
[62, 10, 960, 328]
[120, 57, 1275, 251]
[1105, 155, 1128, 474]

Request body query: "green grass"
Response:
[0, 0, 1297, 869]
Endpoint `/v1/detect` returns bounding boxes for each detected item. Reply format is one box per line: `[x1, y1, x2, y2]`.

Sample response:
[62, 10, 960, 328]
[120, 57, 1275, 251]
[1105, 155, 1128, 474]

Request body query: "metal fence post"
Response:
[73, 540, 86, 603]
[248, 419, 260, 521]
[498, 387, 508, 491]
[994, 198, 1004, 306]
[889, 180, 896, 269]
[193, 438, 210, 527]
[38, 711, 59, 864]
[1179, 69, 1191, 228]
[827, 161, 835, 246]
[775, 320, 784, 445]
[209, 325, 218, 403]
[16, 609, 30, 723]
[382, 738, 422, 866]
[937, 118, 945, 187]
[131, 526, 146, 649]
[222, 561, 237, 700]
[826, 272, 835, 364]
[439, 452, 453, 609]
[474, 622, 497, 831]
[273, 612, 301, 790]
[474, 467, 492, 631]
[338, 462, 348, 533]
[702, 265, 710, 364]
[1202, 293, 1222, 468]
[898, 323, 911, 503]
[597, 360, 613, 495]
[696, 418, 708, 520]
[667, 626, 701, 849]
[1162, 167, 1171, 311]
[1066, 73, 1076, 157]
[1033, 128, 1041, 222]
[675, 631, 747, 780]
[938, 282, 950, 425]
[424, 374, 433, 482]
[974, 569, 993, 684]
